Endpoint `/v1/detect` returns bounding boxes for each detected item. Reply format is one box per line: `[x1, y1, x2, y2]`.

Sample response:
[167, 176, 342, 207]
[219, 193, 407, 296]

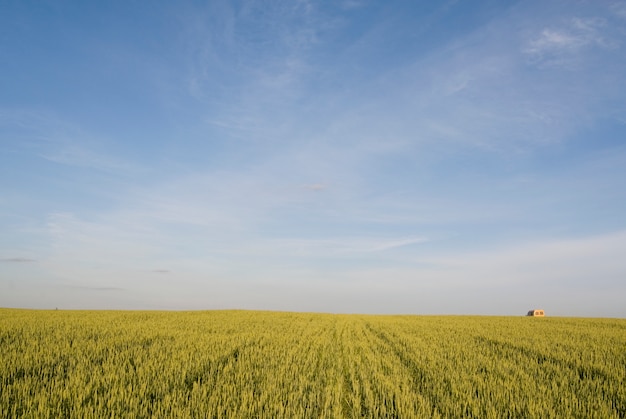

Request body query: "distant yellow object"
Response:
[527, 309, 545, 317]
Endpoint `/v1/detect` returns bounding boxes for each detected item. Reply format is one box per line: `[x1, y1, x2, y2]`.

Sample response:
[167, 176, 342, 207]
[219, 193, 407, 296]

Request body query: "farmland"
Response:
[1, 309, 625, 418]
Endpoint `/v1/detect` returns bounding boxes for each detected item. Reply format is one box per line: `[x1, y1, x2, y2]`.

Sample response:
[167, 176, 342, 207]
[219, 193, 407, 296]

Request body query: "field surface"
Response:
[1, 309, 625, 418]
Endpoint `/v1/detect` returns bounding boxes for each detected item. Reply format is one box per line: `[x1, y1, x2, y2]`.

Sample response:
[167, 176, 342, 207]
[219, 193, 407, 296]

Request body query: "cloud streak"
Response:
[66, 285, 125, 292]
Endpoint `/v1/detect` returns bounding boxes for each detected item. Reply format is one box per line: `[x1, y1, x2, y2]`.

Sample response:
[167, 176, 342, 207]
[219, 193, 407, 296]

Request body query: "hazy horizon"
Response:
[2, 1, 626, 317]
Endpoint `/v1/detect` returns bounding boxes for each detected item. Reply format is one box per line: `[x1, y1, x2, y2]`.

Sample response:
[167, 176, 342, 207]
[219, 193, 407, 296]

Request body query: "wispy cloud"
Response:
[266, 237, 429, 255]
[40, 144, 138, 174]
[610, 1, 626, 19]
[301, 183, 327, 191]
[529, 29, 586, 52]
[66, 285, 125, 292]
[0, 108, 139, 175]
[524, 17, 617, 68]
[180, 0, 321, 97]
[368, 238, 428, 252]
[1, 257, 36, 262]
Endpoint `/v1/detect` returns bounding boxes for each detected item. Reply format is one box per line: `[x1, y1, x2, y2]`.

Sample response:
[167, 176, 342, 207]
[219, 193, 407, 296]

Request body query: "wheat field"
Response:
[1, 309, 624, 418]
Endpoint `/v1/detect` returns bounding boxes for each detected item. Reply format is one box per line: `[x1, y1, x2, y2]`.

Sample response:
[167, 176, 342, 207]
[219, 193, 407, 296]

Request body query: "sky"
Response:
[1, 0, 626, 317]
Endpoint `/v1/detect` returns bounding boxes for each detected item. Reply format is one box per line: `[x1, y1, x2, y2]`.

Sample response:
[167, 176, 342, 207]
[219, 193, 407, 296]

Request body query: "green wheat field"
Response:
[1, 309, 625, 418]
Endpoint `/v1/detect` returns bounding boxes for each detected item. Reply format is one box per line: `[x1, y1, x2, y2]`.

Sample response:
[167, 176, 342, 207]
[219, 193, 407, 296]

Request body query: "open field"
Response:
[1, 309, 625, 418]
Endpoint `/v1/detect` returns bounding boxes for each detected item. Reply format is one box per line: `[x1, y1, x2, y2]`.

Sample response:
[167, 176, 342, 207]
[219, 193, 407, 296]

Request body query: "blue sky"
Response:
[1, 0, 625, 316]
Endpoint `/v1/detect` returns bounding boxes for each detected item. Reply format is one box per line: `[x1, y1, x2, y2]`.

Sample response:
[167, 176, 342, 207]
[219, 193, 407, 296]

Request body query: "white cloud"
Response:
[307, 230, 626, 315]
[527, 29, 584, 53]
[523, 17, 617, 67]
[425, 231, 626, 286]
